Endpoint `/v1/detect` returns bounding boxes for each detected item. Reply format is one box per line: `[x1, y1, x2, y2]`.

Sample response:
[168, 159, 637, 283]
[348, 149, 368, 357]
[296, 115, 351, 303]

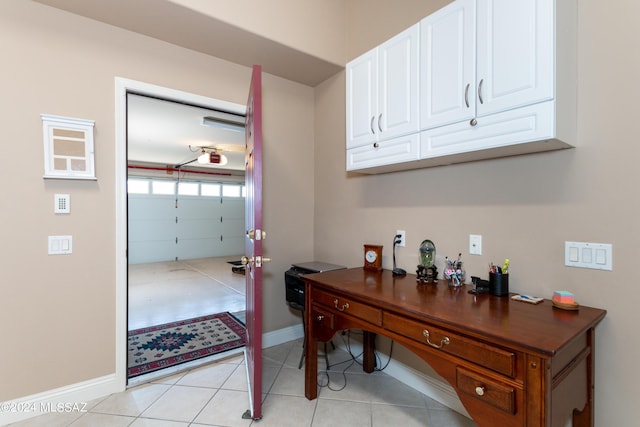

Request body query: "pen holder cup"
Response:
[489, 273, 509, 296]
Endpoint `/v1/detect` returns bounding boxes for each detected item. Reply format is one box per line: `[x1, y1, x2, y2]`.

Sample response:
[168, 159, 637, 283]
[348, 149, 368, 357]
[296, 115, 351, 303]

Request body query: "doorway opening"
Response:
[115, 80, 248, 385]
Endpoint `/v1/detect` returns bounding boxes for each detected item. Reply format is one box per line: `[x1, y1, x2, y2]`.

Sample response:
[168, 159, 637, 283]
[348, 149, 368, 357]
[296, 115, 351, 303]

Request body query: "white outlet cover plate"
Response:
[469, 234, 482, 255]
[396, 230, 406, 247]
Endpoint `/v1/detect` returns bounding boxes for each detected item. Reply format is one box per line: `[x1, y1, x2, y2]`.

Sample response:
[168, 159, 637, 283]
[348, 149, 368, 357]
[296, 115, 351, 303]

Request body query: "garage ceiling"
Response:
[127, 94, 246, 172]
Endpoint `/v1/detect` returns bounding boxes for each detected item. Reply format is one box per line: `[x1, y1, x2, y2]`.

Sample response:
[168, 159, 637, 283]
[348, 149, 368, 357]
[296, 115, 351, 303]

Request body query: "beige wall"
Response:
[314, 1, 639, 426]
[0, 0, 314, 401]
[2, 0, 638, 425]
[345, 0, 451, 59]
[172, 0, 347, 65]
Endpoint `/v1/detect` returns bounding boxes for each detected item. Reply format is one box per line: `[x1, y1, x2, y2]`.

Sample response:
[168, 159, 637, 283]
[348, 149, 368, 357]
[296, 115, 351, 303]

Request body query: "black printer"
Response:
[284, 261, 346, 309]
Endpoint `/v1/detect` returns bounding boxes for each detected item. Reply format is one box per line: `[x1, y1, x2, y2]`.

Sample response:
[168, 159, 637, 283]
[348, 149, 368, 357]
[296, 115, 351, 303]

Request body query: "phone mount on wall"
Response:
[416, 239, 438, 284]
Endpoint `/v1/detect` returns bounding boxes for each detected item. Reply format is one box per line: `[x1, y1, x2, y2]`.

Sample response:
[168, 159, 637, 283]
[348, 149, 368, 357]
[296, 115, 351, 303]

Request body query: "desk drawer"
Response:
[312, 289, 383, 326]
[310, 304, 336, 342]
[457, 367, 516, 415]
[383, 312, 516, 377]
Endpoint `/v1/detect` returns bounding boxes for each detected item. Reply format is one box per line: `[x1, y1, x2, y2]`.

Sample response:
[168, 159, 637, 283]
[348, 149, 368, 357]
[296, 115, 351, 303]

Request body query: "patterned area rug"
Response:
[128, 312, 246, 378]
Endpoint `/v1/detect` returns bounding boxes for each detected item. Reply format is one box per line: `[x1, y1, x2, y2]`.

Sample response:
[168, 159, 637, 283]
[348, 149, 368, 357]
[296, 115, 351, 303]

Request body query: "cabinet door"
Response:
[476, 0, 554, 116]
[420, 0, 476, 130]
[421, 101, 555, 160]
[347, 133, 420, 172]
[378, 24, 420, 141]
[346, 48, 378, 148]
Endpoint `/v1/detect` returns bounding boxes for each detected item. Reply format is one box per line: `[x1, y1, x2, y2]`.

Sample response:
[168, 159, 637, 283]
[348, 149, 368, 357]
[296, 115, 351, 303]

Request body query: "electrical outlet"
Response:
[396, 230, 406, 247]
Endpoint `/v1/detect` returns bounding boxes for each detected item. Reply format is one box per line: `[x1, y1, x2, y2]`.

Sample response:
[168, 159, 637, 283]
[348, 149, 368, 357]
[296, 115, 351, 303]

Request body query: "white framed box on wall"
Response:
[41, 114, 96, 180]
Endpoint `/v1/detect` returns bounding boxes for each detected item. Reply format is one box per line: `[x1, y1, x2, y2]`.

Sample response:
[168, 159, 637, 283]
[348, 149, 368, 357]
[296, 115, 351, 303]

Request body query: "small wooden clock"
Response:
[363, 244, 383, 271]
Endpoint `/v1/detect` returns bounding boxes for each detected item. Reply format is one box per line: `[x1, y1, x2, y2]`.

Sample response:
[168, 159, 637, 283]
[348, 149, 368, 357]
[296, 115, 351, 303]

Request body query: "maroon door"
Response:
[242, 65, 264, 421]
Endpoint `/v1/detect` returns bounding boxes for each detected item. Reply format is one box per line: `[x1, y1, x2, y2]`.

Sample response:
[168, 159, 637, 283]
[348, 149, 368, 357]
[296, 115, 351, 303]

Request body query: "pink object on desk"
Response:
[553, 290, 575, 304]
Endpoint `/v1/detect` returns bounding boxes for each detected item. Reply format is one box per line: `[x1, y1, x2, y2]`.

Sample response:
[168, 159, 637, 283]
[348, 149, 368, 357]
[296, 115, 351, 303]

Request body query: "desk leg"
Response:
[573, 327, 595, 427]
[363, 331, 376, 373]
[304, 308, 318, 400]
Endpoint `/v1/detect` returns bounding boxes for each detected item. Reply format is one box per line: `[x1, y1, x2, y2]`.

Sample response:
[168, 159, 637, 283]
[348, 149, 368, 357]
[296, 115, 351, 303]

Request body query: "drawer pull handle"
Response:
[316, 315, 325, 321]
[475, 386, 486, 396]
[422, 329, 450, 349]
[334, 299, 350, 312]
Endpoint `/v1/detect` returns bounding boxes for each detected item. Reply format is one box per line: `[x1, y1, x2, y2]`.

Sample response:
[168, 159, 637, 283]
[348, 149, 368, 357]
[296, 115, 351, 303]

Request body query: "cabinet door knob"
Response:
[377, 113, 383, 133]
[316, 315, 325, 321]
[470, 118, 478, 127]
[478, 79, 484, 105]
[373, 142, 379, 148]
[475, 386, 486, 396]
[370, 116, 376, 134]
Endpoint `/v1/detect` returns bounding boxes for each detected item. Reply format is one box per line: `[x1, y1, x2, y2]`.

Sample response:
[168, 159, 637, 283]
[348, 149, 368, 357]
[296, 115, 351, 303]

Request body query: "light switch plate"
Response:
[49, 235, 72, 255]
[564, 241, 612, 271]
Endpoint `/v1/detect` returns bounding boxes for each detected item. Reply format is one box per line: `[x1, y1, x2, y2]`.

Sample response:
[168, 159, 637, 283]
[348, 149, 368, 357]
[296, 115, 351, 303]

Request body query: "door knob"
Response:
[247, 229, 266, 240]
[241, 256, 271, 267]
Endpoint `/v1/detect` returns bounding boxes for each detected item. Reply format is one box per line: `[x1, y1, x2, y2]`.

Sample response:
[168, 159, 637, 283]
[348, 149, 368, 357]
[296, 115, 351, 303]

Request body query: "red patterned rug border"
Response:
[128, 312, 246, 378]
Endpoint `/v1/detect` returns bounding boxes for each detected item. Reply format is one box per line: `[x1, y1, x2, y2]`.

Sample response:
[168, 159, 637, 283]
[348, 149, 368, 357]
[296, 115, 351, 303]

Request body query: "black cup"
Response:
[489, 272, 509, 296]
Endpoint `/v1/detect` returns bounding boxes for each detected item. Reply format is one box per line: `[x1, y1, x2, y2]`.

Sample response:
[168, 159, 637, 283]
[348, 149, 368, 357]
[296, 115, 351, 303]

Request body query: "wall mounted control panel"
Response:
[54, 194, 70, 214]
[565, 241, 612, 271]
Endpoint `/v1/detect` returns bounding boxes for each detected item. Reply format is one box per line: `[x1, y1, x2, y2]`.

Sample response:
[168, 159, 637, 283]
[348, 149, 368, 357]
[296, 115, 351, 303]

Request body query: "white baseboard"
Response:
[377, 354, 471, 417]
[0, 374, 122, 426]
[263, 322, 304, 348]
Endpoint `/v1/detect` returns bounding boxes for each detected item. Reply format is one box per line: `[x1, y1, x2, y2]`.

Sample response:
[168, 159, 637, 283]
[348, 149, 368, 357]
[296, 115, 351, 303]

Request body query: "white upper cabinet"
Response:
[346, 0, 576, 174]
[475, 0, 554, 117]
[420, 0, 574, 163]
[346, 24, 419, 149]
[421, 0, 554, 131]
[420, 0, 476, 130]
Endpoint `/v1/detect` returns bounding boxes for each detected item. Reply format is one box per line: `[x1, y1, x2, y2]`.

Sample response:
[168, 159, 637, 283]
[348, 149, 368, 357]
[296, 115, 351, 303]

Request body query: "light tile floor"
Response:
[8, 257, 477, 426]
[9, 340, 477, 427]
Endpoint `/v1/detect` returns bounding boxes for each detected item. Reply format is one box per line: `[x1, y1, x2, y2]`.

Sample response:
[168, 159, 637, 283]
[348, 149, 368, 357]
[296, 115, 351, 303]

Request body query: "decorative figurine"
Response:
[444, 253, 465, 287]
[416, 239, 438, 284]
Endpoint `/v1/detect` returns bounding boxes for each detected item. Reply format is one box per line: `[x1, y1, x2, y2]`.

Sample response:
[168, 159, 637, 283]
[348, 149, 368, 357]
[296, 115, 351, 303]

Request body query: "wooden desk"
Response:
[303, 268, 606, 427]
